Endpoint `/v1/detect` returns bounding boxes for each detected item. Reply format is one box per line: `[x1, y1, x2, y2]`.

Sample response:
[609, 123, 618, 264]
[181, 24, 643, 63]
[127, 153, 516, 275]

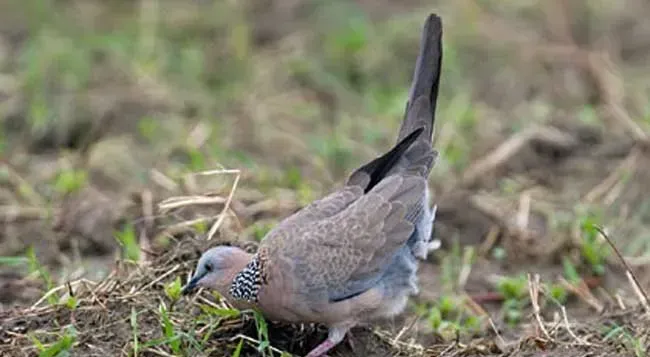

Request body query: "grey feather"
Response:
[253, 14, 444, 307]
[185, 15, 446, 357]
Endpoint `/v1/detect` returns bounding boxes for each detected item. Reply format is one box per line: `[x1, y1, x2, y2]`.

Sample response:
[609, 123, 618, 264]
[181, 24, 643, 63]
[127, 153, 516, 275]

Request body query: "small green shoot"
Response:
[187, 147, 206, 171]
[578, 105, 599, 125]
[159, 302, 182, 355]
[253, 310, 271, 356]
[31, 326, 77, 357]
[283, 166, 304, 190]
[26, 247, 57, 305]
[232, 338, 244, 357]
[53, 169, 88, 195]
[0, 255, 30, 267]
[603, 324, 646, 357]
[562, 256, 581, 284]
[545, 283, 568, 305]
[579, 216, 609, 276]
[114, 224, 140, 262]
[427, 295, 482, 340]
[64, 295, 78, 310]
[164, 277, 183, 302]
[137, 116, 160, 142]
[199, 305, 241, 319]
[497, 274, 527, 300]
[193, 220, 208, 234]
[496, 274, 528, 326]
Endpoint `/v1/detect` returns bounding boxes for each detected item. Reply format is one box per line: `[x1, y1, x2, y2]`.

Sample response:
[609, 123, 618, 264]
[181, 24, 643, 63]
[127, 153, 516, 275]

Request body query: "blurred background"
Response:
[1, 0, 650, 350]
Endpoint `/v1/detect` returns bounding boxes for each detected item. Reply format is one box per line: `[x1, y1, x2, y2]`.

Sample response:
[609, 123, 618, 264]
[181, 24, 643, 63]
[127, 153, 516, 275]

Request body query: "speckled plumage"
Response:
[183, 13, 444, 357]
[230, 254, 262, 302]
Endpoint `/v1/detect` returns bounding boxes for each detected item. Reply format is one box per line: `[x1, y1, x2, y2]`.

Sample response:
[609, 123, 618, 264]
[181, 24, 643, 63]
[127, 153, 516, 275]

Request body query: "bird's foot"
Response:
[305, 325, 349, 357]
[304, 339, 335, 357]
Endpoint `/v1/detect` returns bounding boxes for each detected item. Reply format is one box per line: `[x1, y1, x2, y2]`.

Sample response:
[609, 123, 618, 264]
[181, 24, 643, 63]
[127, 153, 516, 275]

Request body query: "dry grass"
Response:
[1, 183, 649, 357]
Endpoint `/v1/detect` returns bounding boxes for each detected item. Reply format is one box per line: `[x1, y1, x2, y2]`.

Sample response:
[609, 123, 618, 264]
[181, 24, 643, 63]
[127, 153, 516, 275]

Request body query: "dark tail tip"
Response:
[398, 13, 443, 143]
[408, 13, 442, 117]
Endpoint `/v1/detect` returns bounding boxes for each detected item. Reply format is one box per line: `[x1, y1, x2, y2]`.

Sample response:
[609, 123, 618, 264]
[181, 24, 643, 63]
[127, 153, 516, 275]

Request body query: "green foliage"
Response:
[164, 277, 183, 302]
[545, 283, 568, 305]
[578, 105, 599, 125]
[496, 274, 528, 325]
[64, 295, 78, 310]
[497, 274, 527, 300]
[186, 147, 207, 172]
[137, 117, 160, 143]
[578, 213, 609, 276]
[562, 256, 581, 284]
[427, 241, 481, 339]
[603, 324, 647, 357]
[26, 247, 57, 305]
[31, 326, 77, 357]
[251, 221, 275, 242]
[193, 220, 208, 235]
[158, 303, 182, 355]
[0, 255, 30, 267]
[253, 310, 271, 356]
[231, 339, 244, 357]
[114, 224, 140, 262]
[53, 169, 88, 195]
[502, 298, 524, 326]
[199, 305, 241, 319]
[427, 295, 482, 340]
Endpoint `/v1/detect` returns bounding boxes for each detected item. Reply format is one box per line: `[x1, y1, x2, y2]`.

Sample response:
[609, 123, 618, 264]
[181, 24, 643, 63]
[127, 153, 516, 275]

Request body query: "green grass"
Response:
[164, 276, 183, 303]
[578, 214, 609, 276]
[426, 295, 483, 340]
[30, 326, 77, 357]
[496, 274, 528, 326]
[114, 224, 140, 262]
[53, 169, 88, 195]
[253, 310, 272, 356]
[26, 247, 57, 305]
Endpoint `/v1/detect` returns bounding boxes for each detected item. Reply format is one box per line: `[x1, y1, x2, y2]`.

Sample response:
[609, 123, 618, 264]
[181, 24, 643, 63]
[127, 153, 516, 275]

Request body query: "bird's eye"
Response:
[205, 263, 213, 272]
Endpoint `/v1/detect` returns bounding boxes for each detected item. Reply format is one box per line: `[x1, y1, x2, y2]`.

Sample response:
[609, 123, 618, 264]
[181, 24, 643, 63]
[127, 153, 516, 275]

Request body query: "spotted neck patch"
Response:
[229, 254, 262, 302]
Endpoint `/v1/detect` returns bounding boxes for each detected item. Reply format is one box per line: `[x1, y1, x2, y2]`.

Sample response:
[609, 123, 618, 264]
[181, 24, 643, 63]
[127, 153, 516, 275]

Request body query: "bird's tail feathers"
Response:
[397, 13, 443, 145]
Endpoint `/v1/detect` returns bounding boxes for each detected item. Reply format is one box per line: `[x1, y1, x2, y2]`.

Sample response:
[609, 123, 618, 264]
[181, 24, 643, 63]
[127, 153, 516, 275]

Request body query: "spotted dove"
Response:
[182, 13, 443, 357]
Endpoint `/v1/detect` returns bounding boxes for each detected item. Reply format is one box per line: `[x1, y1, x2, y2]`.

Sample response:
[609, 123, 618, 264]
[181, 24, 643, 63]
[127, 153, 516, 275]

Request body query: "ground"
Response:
[1, 1, 650, 356]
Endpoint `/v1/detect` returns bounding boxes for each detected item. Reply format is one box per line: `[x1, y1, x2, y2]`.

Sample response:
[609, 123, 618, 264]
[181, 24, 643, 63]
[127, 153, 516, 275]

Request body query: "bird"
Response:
[181, 13, 443, 357]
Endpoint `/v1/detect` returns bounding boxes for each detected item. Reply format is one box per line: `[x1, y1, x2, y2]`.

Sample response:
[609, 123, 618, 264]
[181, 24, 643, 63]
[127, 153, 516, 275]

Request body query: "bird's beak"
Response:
[181, 273, 204, 295]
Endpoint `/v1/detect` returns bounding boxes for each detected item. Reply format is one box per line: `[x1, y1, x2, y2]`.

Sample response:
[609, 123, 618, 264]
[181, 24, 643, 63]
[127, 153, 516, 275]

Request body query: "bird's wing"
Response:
[260, 173, 426, 302]
[273, 184, 365, 228]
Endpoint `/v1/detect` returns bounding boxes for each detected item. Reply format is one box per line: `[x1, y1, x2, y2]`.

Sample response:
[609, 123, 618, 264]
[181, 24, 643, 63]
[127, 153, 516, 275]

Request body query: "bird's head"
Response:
[181, 246, 252, 297]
